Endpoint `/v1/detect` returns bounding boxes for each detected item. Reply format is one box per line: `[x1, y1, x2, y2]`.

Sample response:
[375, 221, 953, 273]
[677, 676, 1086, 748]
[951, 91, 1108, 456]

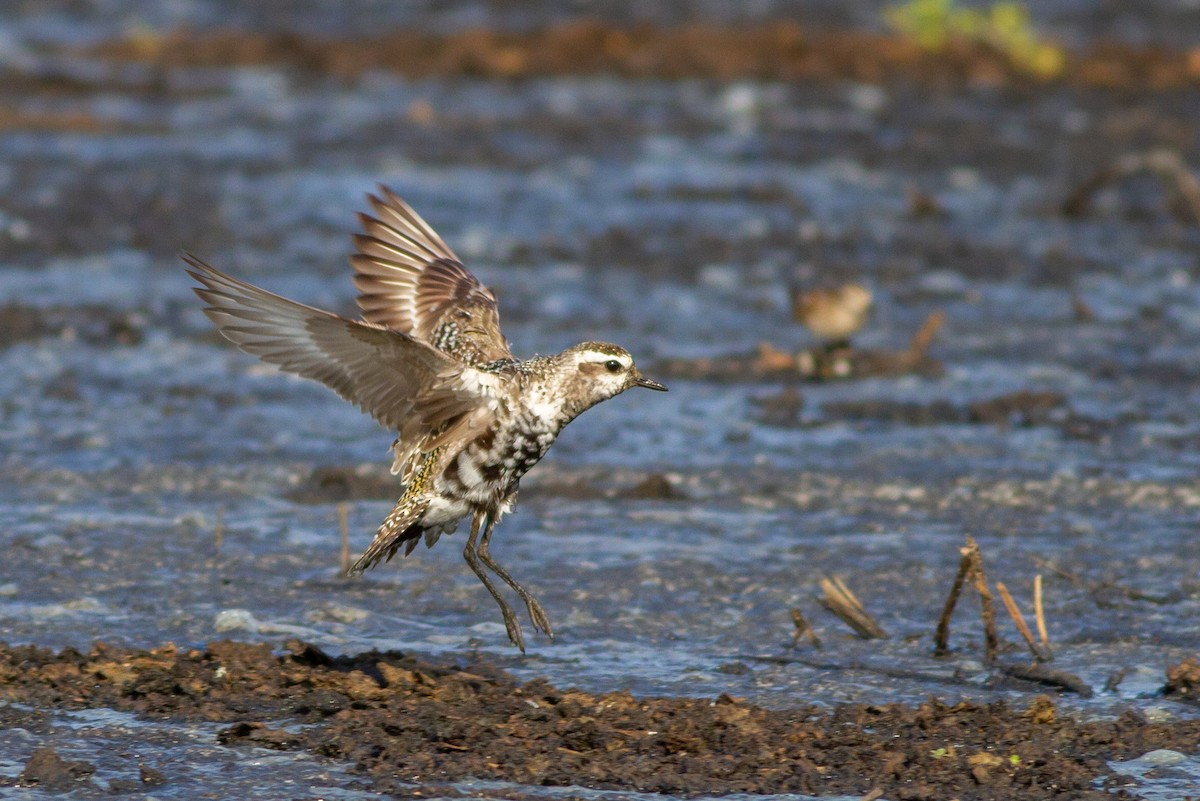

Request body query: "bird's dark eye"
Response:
[604, 359, 623, 373]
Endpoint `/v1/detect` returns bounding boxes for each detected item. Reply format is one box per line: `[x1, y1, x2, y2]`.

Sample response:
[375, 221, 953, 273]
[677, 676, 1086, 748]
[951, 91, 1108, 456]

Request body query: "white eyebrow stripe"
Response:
[581, 350, 629, 364]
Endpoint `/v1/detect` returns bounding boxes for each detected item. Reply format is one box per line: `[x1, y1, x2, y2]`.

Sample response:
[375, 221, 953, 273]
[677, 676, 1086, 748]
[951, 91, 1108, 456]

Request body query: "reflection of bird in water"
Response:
[791, 283, 873, 350]
[185, 187, 667, 652]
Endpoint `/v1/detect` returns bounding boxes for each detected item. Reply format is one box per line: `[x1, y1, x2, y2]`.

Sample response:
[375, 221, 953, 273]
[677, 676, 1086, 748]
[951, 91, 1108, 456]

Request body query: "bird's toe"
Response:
[501, 609, 526, 653]
[526, 599, 555, 639]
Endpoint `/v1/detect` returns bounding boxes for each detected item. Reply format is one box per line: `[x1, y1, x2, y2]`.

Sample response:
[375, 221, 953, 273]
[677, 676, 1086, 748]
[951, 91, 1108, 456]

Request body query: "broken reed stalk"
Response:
[996, 581, 1050, 662]
[969, 546, 999, 664]
[1034, 574, 1053, 657]
[337, 502, 351, 576]
[935, 536, 999, 662]
[1001, 663, 1093, 697]
[907, 310, 945, 360]
[213, 507, 225, 555]
[1029, 556, 1083, 587]
[1062, 148, 1200, 224]
[819, 576, 888, 639]
[934, 539, 975, 655]
[789, 608, 823, 649]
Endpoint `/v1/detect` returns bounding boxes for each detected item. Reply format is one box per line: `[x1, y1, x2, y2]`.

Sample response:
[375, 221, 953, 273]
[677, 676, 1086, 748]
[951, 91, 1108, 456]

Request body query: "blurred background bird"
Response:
[790, 282, 873, 350]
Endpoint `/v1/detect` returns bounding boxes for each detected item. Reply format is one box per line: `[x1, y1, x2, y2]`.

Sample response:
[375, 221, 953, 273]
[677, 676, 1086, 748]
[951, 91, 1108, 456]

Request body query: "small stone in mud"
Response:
[213, 608, 261, 633]
[42, 370, 82, 402]
[968, 391, 1066, 426]
[750, 386, 805, 427]
[715, 661, 751, 675]
[823, 398, 964, 425]
[287, 689, 350, 718]
[217, 722, 302, 750]
[823, 391, 1072, 430]
[618, 473, 684, 500]
[0, 303, 145, 349]
[285, 465, 396, 504]
[1164, 657, 1200, 703]
[18, 747, 96, 790]
[139, 764, 166, 785]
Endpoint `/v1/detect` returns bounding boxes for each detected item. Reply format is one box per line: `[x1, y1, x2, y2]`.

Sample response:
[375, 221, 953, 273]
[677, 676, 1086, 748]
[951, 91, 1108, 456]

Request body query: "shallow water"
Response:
[0, 706, 382, 800]
[3, 3, 1200, 799]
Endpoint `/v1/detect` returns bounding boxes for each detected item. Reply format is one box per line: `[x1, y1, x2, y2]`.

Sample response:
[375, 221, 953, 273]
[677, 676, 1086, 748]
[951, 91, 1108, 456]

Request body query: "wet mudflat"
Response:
[3, 2, 1200, 799]
[3, 640, 1200, 800]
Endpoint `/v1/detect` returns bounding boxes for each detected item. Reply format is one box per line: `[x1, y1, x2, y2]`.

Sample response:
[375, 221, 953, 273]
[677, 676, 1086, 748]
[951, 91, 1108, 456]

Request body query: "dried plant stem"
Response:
[907, 310, 945, 360]
[968, 544, 999, 664]
[789, 608, 823, 649]
[1034, 574, 1053, 659]
[1063, 148, 1200, 224]
[934, 541, 974, 655]
[338, 503, 351, 576]
[819, 576, 888, 639]
[935, 536, 998, 662]
[213, 508, 225, 555]
[996, 581, 1049, 662]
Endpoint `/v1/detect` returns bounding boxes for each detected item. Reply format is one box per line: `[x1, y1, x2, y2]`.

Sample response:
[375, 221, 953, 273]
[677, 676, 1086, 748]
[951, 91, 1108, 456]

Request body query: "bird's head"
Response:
[564, 341, 668, 404]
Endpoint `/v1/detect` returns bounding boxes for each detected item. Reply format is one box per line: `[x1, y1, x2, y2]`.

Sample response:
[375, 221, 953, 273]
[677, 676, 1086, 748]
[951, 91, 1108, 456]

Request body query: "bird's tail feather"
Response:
[347, 496, 431, 574]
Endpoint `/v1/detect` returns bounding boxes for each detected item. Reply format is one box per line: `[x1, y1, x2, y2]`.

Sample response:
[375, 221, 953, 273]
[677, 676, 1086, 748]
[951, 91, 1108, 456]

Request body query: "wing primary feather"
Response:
[349, 188, 514, 365]
[182, 252, 500, 467]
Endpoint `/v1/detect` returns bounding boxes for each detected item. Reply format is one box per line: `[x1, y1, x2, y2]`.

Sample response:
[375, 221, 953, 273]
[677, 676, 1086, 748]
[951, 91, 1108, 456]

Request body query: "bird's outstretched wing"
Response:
[184, 253, 499, 464]
[350, 186, 513, 367]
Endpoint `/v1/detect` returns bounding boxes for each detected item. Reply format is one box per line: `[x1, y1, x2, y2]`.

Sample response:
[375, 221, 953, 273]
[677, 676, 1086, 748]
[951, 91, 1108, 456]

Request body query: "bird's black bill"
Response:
[634, 375, 668, 391]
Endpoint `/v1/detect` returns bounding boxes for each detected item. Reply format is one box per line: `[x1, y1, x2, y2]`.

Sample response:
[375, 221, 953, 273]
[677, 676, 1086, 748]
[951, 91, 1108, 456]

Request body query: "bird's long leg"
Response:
[477, 512, 554, 639]
[463, 510, 525, 652]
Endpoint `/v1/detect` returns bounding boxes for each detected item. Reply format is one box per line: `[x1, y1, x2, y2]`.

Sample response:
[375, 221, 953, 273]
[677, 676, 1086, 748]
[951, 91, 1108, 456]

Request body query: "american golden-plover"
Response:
[184, 187, 667, 651]
[791, 282, 873, 348]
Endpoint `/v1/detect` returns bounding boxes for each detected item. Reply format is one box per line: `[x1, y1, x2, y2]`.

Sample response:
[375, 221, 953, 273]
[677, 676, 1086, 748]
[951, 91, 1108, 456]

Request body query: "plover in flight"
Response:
[184, 187, 667, 651]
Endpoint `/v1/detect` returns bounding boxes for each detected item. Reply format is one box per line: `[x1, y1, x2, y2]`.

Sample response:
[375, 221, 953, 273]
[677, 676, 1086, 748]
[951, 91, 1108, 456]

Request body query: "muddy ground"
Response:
[2, 640, 1199, 800]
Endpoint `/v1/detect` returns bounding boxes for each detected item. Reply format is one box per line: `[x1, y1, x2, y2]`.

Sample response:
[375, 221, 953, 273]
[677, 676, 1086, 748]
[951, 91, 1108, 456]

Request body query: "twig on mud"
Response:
[999, 663, 1093, 697]
[789, 608, 823, 649]
[1030, 556, 1179, 607]
[1030, 557, 1084, 586]
[338, 502, 351, 576]
[742, 653, 979, 690]
[996, 581, 1050, 662]
[743, 651, 1094, 699]
[819, 576, 888, 639]
[1061, 148, 1200, 224]
[1034, 574, 1052, 654]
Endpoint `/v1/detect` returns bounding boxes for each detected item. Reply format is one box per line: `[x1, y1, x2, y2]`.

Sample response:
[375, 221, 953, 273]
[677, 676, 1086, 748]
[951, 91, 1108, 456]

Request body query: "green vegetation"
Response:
[885, 0, 1066, 78]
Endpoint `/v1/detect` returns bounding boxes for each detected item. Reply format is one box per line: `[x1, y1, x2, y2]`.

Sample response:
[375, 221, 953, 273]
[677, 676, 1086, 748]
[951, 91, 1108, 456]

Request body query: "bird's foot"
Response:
[524, 596, 555, 639]
[500, 605, 526, 653]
